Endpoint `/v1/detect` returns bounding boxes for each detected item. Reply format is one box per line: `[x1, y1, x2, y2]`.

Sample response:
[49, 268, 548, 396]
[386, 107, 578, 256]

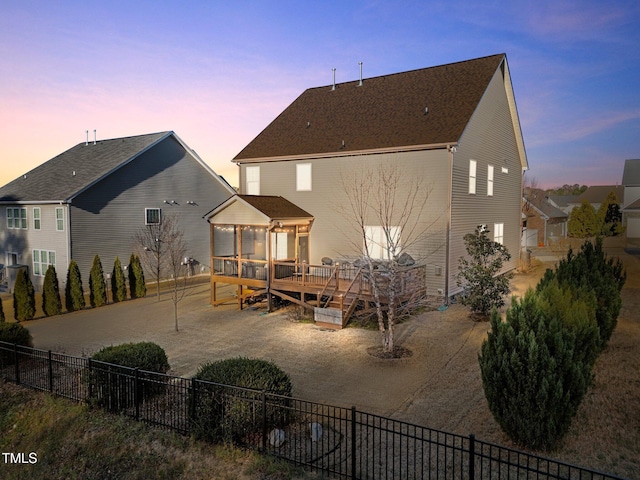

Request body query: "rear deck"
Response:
[211, 258, 427, 328]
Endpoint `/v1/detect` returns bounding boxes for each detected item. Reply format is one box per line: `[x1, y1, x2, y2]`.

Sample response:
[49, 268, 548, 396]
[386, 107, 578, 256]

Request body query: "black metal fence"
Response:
[0, 340, 626, 480]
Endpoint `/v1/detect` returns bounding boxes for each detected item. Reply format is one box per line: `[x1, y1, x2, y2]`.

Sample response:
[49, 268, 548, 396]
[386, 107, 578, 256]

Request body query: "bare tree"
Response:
[337, 162, 437, 354]
[134, 214, 188, 331]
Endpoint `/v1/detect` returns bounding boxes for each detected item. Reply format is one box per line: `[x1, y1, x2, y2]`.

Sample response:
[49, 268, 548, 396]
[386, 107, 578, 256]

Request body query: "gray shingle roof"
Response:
[234, 54, 505, 161]
[622, 159, 640, 186]
[573, 185, 624, 205]
[237, 195, 313, 219]
[0, 131, 170, 203]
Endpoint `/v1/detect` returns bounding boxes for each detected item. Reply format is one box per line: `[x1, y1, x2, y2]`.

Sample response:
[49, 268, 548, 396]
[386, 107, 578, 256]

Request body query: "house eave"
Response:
[233, 142, 457, 164]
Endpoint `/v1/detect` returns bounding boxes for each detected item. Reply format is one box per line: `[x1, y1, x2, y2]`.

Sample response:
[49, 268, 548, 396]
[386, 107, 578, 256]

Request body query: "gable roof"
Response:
[234, 54, 509, 163]
[0, 131, 234, 204]
[573, 185, 624, 205]
[622, 159, 640, 186]
[524, 189, 567, 219]
[205, 194, 313, 224]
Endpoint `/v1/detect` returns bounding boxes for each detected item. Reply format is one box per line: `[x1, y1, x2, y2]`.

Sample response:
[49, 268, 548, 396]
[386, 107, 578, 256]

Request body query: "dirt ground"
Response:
[7, 238, 640, 478]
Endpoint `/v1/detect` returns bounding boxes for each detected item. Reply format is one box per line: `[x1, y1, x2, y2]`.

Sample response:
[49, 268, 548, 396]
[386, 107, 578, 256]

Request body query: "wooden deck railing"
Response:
[212, 257, 268, 281]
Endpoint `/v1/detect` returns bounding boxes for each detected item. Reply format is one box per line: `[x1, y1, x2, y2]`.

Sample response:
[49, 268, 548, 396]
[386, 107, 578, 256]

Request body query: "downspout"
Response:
[444, 145, 455, 302]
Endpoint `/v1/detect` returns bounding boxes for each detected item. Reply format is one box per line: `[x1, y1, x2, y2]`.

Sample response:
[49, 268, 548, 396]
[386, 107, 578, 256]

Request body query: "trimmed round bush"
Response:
[192, 357, 293, 444]
[0, 322, 33, 365]
[90, 342, 170, 412]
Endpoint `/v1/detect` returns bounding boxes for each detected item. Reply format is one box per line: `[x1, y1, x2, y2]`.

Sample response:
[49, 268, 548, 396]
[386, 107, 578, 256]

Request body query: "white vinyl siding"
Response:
[55, 207, 64, 231]
[468, 160, 477, 194]
[364, 226, 401, 260]
[246, 166, 260, 195]
[296, 163, 312, 191]
[494, 223, 504, 244]
[33, 249, 56, 276]
[7, 207, 27, 229]
[33, 207, 41, 230]
[487, 165, 494, 196]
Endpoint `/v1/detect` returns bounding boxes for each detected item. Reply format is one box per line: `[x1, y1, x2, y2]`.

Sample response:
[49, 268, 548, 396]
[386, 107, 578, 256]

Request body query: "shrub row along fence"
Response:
[0, 340, 626, 480]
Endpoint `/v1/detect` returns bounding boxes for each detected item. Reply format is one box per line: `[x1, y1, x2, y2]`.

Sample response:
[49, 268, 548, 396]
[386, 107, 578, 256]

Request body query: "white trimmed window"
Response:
[7, 207, 27, 229]
[494, 223, 504, 245]
[296, 163, 312, 191]
[33, 249, 56, 276]
[364, 226, 401, 260]
[245, 166, 260, 195]
[145, 208, 161, 225]
[55, 207, 64, 231]
[487, 165, 494, 196]
[468, 160, 477, 194]
[33, 207, 41, 230]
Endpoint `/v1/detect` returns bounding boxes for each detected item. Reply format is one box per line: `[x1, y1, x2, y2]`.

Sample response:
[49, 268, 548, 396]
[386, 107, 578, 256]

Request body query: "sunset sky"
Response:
[1, 1, 639, 190]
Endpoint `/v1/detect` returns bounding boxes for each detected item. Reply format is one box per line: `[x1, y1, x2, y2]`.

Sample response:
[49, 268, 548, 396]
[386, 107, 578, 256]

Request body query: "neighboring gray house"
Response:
[231, 53, 528, 299]
[622, 159, 640, 244]
[0, 131, 234, 291]
[522, 188, 568, 247]
[569, 185, 624, 212]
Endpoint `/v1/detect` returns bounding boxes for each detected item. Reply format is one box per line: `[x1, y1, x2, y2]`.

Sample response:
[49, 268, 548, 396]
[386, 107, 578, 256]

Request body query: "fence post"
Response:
[48, 350, 54, 393]
[468, 433, 475, 480]
[189, 377, 197, 428]
[14, 343, 20, 385]
[351, 405, 357, 480]
[261, 390, 268, 453]
[134, 368, 140, 421]
[87, 358, 93, 402]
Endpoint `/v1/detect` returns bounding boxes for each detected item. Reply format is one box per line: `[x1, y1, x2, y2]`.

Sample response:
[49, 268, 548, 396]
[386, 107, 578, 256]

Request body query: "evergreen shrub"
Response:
[90, 342, 170, 412]
[128, 254, 146, 299]
[0, 322, 33, 365]
[191, 357, 293, 444]
[13, 269, 35, 321]
[111, 256, 127, 303]
[479, 289, 594, 451]
[0, 295, 5, 323]
[89, 255, 107, 307]
[42, 265, 62, 317]
[65, 260, 85, 312]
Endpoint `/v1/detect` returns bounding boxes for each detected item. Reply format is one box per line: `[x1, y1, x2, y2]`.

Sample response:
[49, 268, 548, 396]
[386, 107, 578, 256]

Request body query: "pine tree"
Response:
[65, 260, 85, 312]
[111, 257, 127, 303]
[42, 265, 62, 317]
[128, 253, 146, 299]
[568, 200, 597, 237]
[89, 254, 107, 307]
[13, 268, 36, 321]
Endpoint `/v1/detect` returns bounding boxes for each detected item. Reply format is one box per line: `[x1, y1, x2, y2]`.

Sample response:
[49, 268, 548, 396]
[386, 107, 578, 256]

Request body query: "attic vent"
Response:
[72, 171, 76, 177]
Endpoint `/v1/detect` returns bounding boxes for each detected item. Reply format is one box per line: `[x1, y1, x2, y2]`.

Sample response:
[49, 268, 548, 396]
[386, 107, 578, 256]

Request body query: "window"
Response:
[55, 207, 64, 231]
[296, 163, 312, 191]
[7, 207, 27, 229]
[364, 226, 401, 260]
[33, 249, 56, 276]
[487, 165, 494, 196]
[245, 166, 260, 195]
[468, 160, 477, 194]
[494, 223, 504, 245]
[33, 208, 41, 230]
[145, 208, 161, 225]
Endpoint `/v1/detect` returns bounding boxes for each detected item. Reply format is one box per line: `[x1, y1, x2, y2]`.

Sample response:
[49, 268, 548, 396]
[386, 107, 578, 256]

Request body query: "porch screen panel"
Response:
[213, 225, 236, 257]
[241, 226, 267, 260]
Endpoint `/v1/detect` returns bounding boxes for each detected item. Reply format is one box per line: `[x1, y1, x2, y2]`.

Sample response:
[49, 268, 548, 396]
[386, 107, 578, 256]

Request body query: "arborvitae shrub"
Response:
[65, 260, 85, 312]
[128, 253, 146, 299]
[479, 290, 594, 451]
[111, 257, 127, 303]
[0, 322, 33, 365]
[0, 296, 5, 323]
[89, 255, 107, 308]
[90, 342, 170, 412]
[13, 269, 35, 322]
[537, 238, 625, 350]
[42, 265, 62, 317]
[192, 358, 293, 444]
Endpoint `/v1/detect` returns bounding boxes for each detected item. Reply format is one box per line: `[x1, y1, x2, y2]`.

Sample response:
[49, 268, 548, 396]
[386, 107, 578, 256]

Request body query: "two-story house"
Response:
[622, 159, 640, 244]
[0, 131, 234, 292]
[214, 53, 527, 310]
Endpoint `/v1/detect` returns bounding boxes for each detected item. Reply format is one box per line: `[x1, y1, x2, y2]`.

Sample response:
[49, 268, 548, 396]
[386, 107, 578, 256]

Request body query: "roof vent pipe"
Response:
[331, 68, 336, 91]
[358, 62, 363, 86]
[85, 130, 88, 146]
[93, 129, 96, 145]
